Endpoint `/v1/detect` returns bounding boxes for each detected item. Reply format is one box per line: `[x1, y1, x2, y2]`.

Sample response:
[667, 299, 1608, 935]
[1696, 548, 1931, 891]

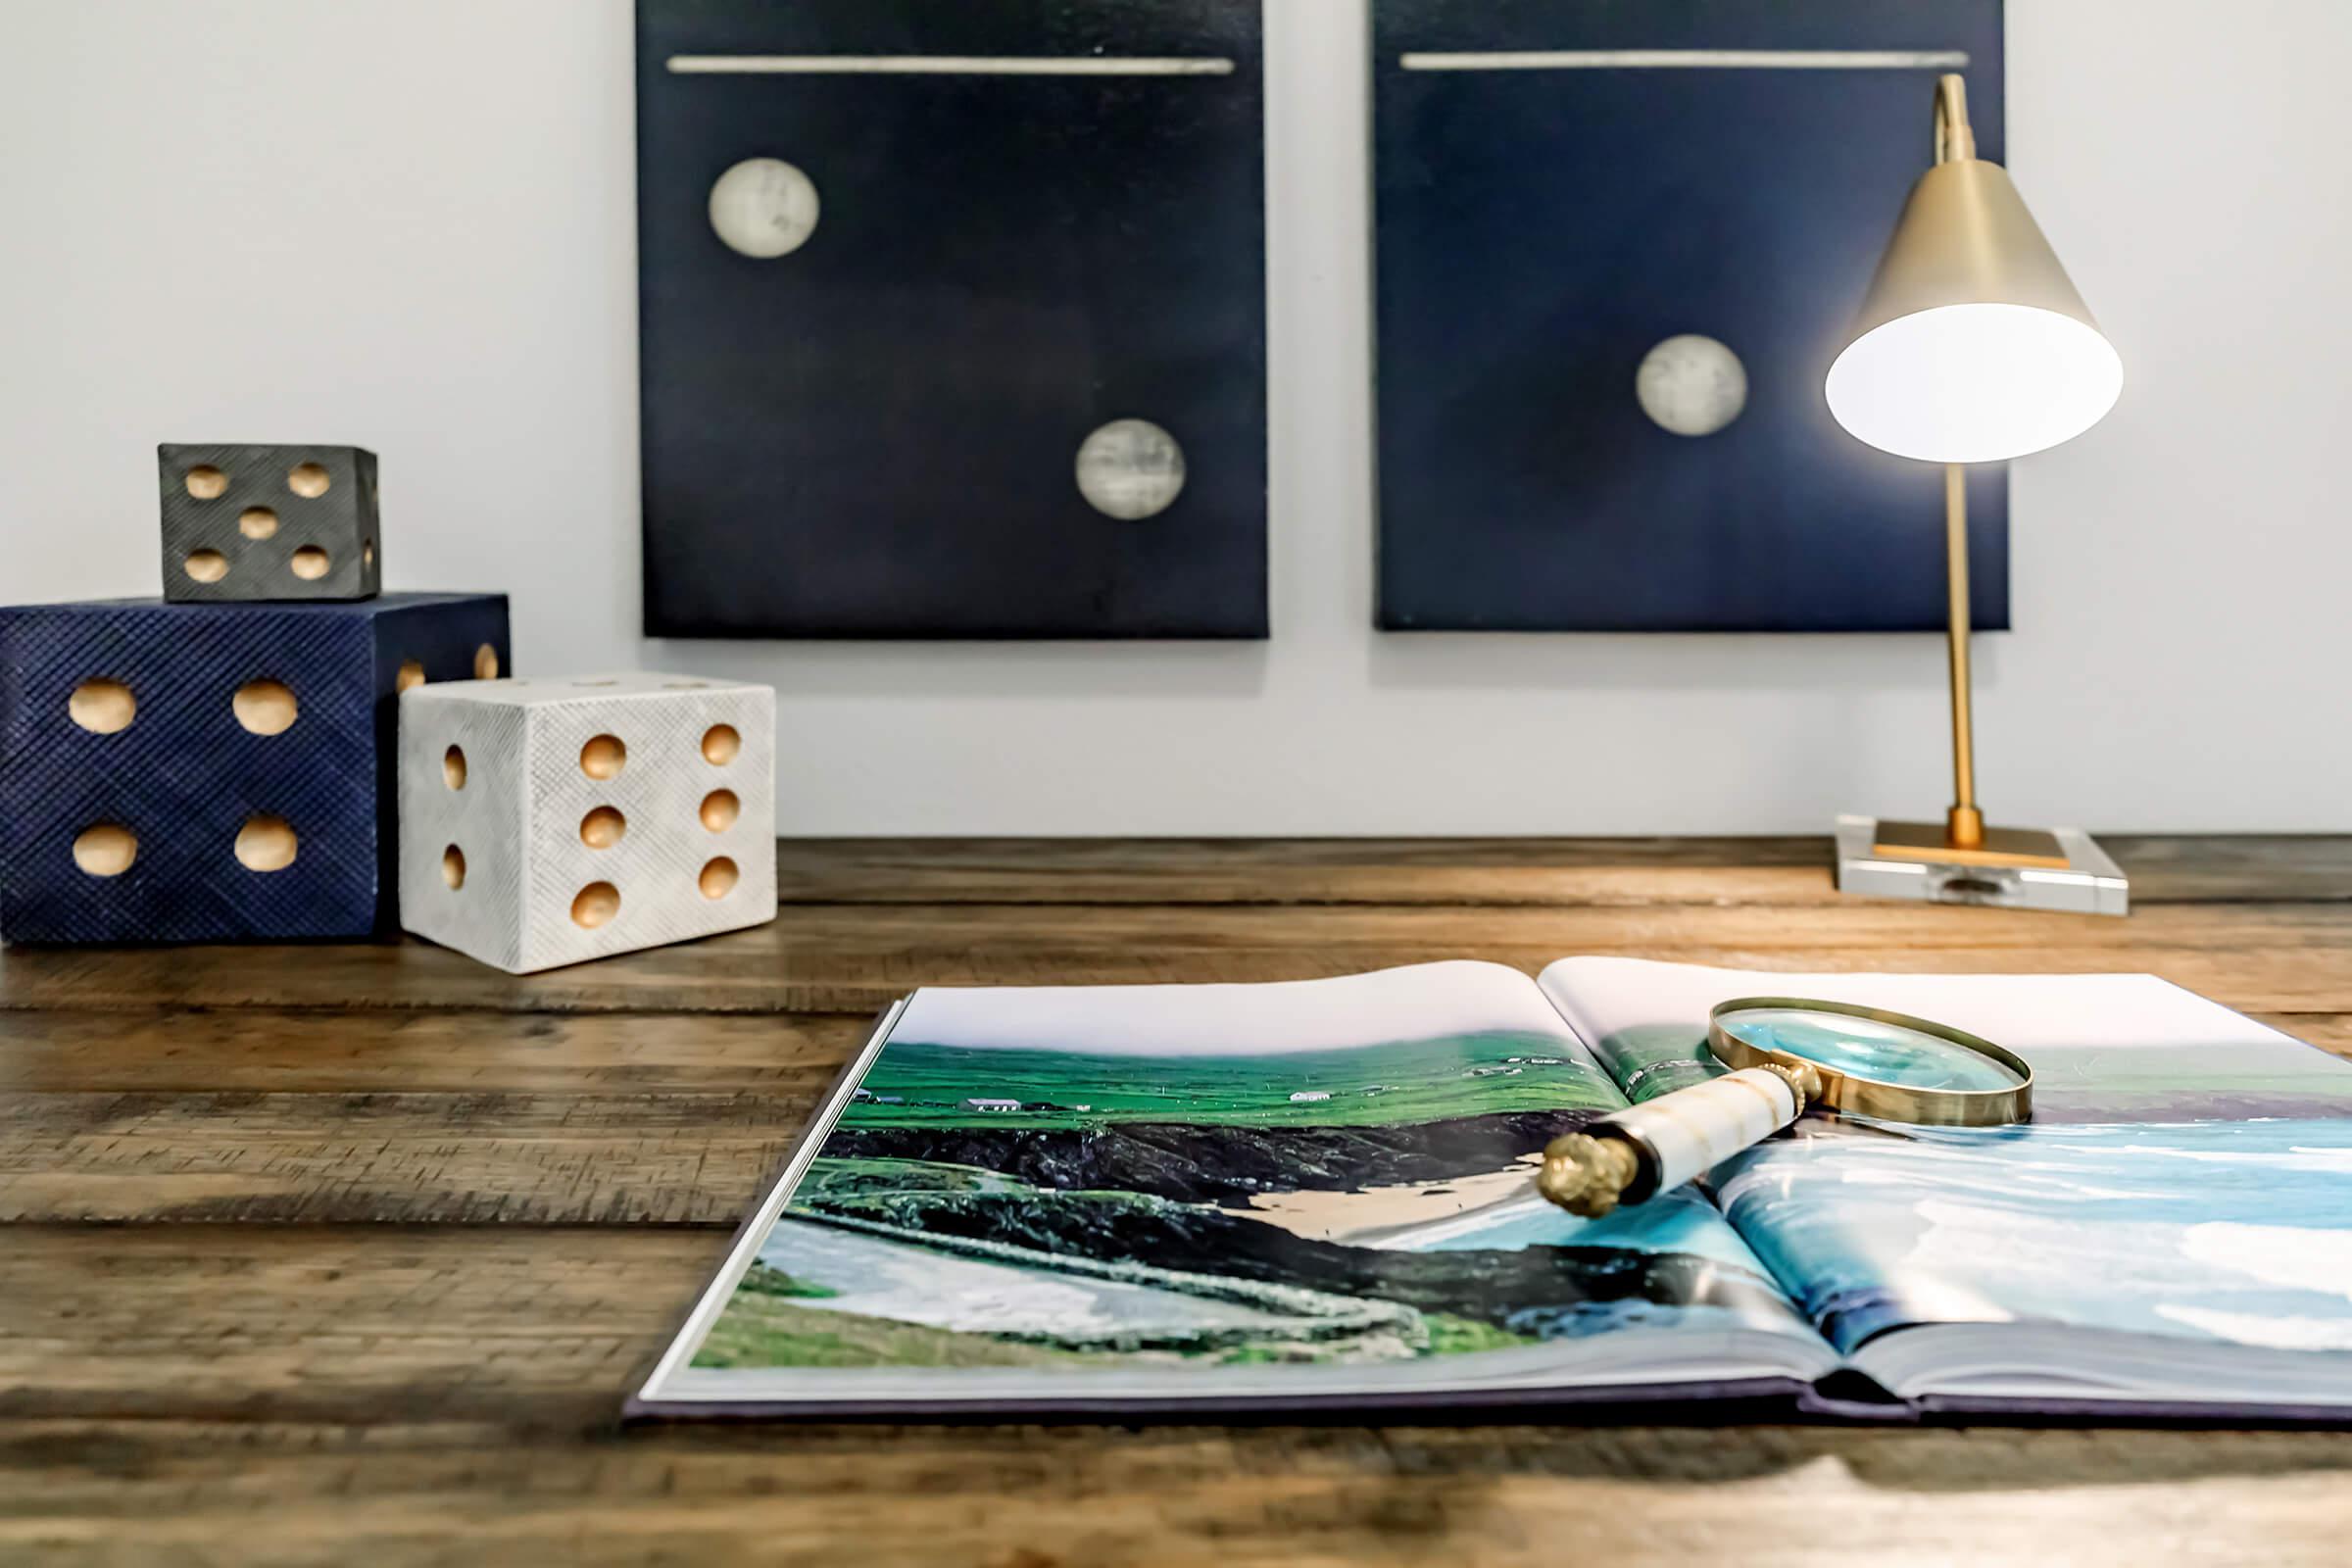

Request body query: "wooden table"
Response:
[7, 836, 2352, 1565]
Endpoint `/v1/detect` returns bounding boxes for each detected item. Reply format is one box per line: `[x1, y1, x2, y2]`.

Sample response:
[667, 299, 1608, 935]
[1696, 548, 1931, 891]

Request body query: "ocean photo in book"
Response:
[1540, 958, 2352, 1409]
[653, 963, 1836, 1412]
[641, 957, 2352, 1422]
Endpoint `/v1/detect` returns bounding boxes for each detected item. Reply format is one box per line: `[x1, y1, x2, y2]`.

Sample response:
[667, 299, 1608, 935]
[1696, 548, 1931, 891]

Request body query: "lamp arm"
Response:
[1933, 74, 1977, 166]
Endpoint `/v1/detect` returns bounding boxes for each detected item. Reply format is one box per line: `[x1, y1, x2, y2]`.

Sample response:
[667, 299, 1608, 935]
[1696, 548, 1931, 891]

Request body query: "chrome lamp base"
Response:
[1835, 813, 2129, 916]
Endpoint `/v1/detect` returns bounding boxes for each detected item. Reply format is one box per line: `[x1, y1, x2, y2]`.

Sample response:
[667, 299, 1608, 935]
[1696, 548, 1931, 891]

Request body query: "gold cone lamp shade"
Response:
[1827, 91, 2122, 465]
[1827, 76, 2130, 914]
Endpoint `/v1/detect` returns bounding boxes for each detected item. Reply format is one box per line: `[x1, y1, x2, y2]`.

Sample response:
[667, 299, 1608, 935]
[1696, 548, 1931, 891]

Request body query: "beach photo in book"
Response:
[636, 959, 2352, 1422]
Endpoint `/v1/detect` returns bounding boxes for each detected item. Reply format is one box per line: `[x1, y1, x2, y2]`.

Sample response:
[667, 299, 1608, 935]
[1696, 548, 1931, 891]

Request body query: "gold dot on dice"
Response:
[238, 507, 279, 540]
[232, 679, 298, 736]
[72, 822, 137, 877]
[184, 549, 229, 583]
[234, 814, 298, 873]
[580, 806, 627, 849]
[699, 857, 740, 900]
[580, 734, 626, 780]
[571, 881, 620, 929]
[396, 660, 426, 693]
[442, 845, 466, 890]
[290, 546, 330, 581]
[700, 789, 740, 832]
[473, 644, 500, 680]
[68, 678, 135, 735]
[443, 745, 467, 790]
[184, 466, 227, 500]
[287, 462, 331, 498]
[701, 724, 741, 765]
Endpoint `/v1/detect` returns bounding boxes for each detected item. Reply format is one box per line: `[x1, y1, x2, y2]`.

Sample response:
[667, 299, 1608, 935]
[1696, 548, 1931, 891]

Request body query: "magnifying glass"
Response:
[1536, 997, 2033, 1218]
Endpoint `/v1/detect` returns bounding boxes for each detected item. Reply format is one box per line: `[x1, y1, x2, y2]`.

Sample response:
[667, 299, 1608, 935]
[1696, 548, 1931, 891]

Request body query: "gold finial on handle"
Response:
[1537, 1132, 1642, 1219]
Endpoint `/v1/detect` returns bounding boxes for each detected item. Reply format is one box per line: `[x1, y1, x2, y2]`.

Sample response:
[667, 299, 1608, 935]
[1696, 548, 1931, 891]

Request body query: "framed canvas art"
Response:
[636, 0, 1268, 638]
[1372, 0, 2008, 632]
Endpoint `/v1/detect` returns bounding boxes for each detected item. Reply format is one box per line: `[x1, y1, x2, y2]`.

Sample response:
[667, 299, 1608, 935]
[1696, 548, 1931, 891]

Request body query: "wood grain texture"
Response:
[17, 1020, 2352, 1226]
[0, 1092, 819, 1223]
[6, 836, 2352, 1564]
[8, 1417, 2352, 1567]
[11, 1004, 2339, 1098]
[0, 1008, 876, 1092]
[2, 1227, 720, 1426]
[769, 834, 2352, 907]
[8, 1224, 2352, 1563]
[8, 899, 2352, 1015]
[3, 1004, 2339, 1096]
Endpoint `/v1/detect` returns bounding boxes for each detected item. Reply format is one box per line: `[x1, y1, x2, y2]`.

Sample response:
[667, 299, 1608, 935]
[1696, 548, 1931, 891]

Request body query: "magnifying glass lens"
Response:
[1713, 1005, 2027, 1093]
[1541, 999, 2034, 1217]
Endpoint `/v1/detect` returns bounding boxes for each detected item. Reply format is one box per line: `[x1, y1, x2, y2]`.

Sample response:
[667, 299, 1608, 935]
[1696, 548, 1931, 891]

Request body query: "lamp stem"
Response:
[1933, 74, 1976, 165]
[1943, 463, 1984, 850]
[1933, 74, 1985, 852]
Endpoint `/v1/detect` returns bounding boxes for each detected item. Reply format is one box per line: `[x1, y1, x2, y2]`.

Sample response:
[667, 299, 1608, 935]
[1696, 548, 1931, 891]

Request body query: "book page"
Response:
[1540, 957, 2352, 1362]
[644, 961, 1831, 1412]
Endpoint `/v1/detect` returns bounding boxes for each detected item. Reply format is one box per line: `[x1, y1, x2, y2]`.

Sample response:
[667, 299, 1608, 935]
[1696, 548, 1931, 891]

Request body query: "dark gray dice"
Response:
[159, 444, 381, 603]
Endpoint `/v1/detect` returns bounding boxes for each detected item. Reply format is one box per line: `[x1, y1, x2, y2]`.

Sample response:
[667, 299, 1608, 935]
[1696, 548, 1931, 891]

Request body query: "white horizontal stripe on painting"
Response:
[1399, 50, 1970, 72]
[667, 55, 1238, 77]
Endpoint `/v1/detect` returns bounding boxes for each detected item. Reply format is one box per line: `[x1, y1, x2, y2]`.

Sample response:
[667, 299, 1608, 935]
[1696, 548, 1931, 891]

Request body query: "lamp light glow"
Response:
[1827, 301, 2123, 464]
[1826, 116, 2121, 466]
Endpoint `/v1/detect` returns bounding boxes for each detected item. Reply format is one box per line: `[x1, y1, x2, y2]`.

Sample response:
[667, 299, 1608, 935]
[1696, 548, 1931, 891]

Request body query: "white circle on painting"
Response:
[1075, 419, 1187, 520]
[1636, 334, 1747, 437]
[708, 158, 820, 259]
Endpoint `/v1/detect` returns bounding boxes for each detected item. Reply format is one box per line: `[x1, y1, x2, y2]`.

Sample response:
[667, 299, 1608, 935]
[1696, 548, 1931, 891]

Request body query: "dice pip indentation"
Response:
[398, 674, 776, 973]
[159, 443, 382, 603]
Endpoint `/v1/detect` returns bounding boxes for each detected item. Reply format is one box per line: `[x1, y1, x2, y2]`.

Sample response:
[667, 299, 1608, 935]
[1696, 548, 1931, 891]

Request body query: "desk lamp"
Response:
[1827, 74, 2127, 914]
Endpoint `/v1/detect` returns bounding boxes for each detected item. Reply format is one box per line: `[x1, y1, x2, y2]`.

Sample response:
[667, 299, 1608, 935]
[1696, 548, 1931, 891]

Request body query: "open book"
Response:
[631, 958, 2352, 1423]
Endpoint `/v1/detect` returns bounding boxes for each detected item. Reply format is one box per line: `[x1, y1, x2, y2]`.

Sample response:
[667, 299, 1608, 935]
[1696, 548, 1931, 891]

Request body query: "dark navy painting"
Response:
[637, 1, 1267, 638]
[1373, 1, 2007, 631]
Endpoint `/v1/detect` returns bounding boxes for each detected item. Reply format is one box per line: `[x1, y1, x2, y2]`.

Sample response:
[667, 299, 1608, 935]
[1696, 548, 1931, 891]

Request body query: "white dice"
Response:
[398, 673, 776, 972]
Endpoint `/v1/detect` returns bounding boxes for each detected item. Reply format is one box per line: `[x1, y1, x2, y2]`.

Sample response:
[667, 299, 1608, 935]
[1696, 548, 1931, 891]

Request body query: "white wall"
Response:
[3, 1, 2344, 835]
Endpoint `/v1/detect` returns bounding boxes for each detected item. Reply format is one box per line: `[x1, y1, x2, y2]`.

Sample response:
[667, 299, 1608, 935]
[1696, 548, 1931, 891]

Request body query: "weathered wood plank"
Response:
[0, 1227, 715, 1428]
[772, 835, 2352, 907]
[0, 1009, 875, 1093]
[5, 1416, 2352, 1567]
[776, 837, 1846, 908]
[2094, 836, 2352, 905]
[7, 901, 2352, 1015]
[1, 1003, 2343, 1097]
[9, 1219, 2352, 1564]
[1, 1002, 2341, 1097]
[8, 1005, 2351, 1225]
[2250, 1013, 2352, 1052]
[0, 1093, 817, 1223]
[6, 837, 2352, 1562]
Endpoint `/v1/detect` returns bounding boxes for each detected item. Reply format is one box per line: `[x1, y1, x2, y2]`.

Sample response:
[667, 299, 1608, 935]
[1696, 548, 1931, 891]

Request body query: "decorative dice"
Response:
[0, 593, 511, 944]
[398, 674, 775, 973]
[159, 443, 382, 603]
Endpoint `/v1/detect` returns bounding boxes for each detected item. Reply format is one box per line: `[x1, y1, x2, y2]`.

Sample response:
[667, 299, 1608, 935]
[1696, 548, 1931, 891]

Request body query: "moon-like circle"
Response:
[1076, 419, 1187, 520]
[709, 158, 820, 259]
[1636, 334, 1748, 437]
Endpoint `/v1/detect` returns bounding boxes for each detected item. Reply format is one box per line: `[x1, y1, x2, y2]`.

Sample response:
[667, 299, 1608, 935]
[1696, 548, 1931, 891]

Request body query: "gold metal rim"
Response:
[1706, 996, 2033, 1127]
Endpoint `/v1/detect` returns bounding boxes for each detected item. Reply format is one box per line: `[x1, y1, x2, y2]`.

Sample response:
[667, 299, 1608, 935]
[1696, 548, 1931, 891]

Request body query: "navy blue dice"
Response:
[0, 593, 510, 944]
